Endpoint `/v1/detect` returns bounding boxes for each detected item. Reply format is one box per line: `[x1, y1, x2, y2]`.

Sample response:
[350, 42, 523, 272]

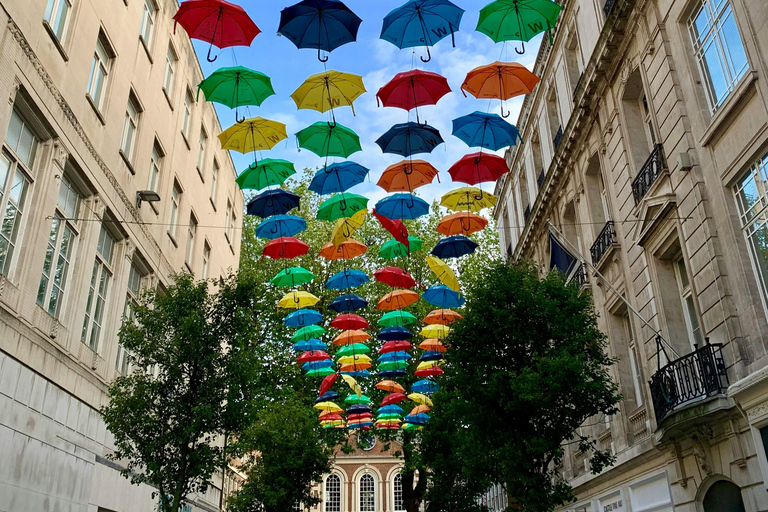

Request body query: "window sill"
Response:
[163, 87, 174, 111]
[209, 197, 217, 212]
[181, 132, 191, 150]
[139, 36, 153, 64]
[699, 70, 758, 147]
[42, 21, 69, 62]
[86, 94, 106, 125]
[167, 231, 178, 247]
[119, 149, 135, 175]
[197, 166, 205, 182]
[184, 262, 193, 274]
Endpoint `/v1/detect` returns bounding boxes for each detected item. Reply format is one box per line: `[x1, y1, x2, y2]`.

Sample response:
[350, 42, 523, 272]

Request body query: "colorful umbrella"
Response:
[417, 360, 442, 371]
[296, 121, 362, 158]
[373, 209, 410, 248]
[270, 267, 316, 287]
[278, 291, 320, 309]
[376, 69, 452, 114]
[318, 411, 343, 421]
[292, 325, 327, 342]
[448, 152, 510, 185]
[309, 162, 370, 194]
[336, 343, 371, 357]
[437, 212, 488, 236]
[218, 117, 287, 153]
[377, 290, 420, 310]
[414, 366, 444, 378]
[326, 269, 370, 290]
[340, 362, 372, 372]
[314, 401, 343, 412]
[198, 66, 274, 122]
[440, 187, 498, 212]
[461, 61, 540, 117]
[298, 350, 331, 363]
[376, 122, 444, 157]
[423, 285, 465, 308]
[376, 382, 406, 394]
[317, 396, 341, 407]
[317, 193, 369, 221]
[410, 404, 431, 415]
[380, 369, 409, 378]
[375, 194, 430, 220]
[401, 422, 422, 431]
[378, 310, 418, 327]
[331, 209, 367, 246]
[338, 355, 372, 365]
[378, 351, 412, 362]
[263, 236, 309, 259]
[333, 329, 371, 345]
[379, 360, 409, 371]
[374, 267, 417, 288]
[294, 339, 327, 351]
[412, 380, 440, 394]
[377, 404, 405, 414]
[380, 0, 465, 62]
[382, 392, 407, 406]
[420, 324, 451, 340]
[377, 160, 440, 192]
[378, 237, 423, 259]
[426, 255, 460, 291]
[330, 314, 369, 330]
[423, 309, 464, 325]
[255, 215, 306, 239]
[341, 373, 364, 399]
[342, 370, 371, 379]
[379, 340, 414, 354]
[432, 235, 479, 258]
[320, 239, 367, 260]
[285, 308, 323, 328]
[329, 294, 368, 312]
[236, 159, 296, 190]
[319, 373, 338, 395]
[278, 0, 363, 61]
[378, 326, 414, 341]
[291, 70, 366, 121]
[306, 366, 336, 377]
[246, 189, 300, 218]
[476, 0, 562, 53]
[404, 412, 430, 425]
[421, 350, 447, 361]
[173, 0, 260, 62]
[419, 339, 447, 352]
[452, 113, 520, 151]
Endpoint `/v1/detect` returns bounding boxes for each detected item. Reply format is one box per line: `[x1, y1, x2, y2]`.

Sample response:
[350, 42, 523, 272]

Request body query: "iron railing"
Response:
[590, 221, 616, 266]
[649, 340, 728, 423]
[570, 263, 588, 288]
[554, 125, 564, 150]
[523, 205, 531, 223]
[604, 0, 617, 17]
[537, 169, 545, 189]
[632, 144, 667, 204]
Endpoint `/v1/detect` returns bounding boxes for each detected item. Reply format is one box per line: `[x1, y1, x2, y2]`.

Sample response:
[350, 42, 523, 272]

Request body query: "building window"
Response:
[0, 153, 31, 277]
[6, 107, 39, 169]
[325, 475, 341, 512]
[169, 182, 181, 240]
[81, 224, 115, 351]
[674, 256, 704, 348]
[689, 0, 749, 111]
[359, 474, 375, 512]
[117, 261, 143, 375]
[734, 154, 768, 305]
[37, 174, 80, 318]
[641, 94, 657, 148]
[139, 0, 156, 48]
[225, 200, 235, 245]
[185, 213, 197, 269]
[148, 141, 162, 193]
[87, 31, 114, 111]
[120, 92, 142, 164]
[182, 89, 193, 140]
[163, 46, 177, 98]
[210, 159, 219, 207]
[624, 315, 644, 406]
[201, 241, 211, 279]
[393, 473, 404, 511]
[44, 0, 71, 42]
[197, 126, 208, 177]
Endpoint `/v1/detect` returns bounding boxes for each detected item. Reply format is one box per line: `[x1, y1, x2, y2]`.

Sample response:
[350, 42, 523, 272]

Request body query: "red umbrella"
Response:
[376, 70, 452, 123]
[348, 412, 373, 421]
[330, 314, 369, 330]
[379, 340, 413, 354]
[318, 412, 343, 421]
[381, 392, 407, 406]
[373, 209, 409, 249]
[319, 373, 338, 396]
[173, 0, 261, 62]
[374, 267, 417, 288]
[262, 236, 309, 259]
[415, 366, 444, 378]
[297, 351, 331, 363]
[447, 152, 509, 186]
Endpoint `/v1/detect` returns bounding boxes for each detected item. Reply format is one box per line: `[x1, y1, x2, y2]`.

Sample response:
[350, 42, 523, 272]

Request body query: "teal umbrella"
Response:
[336, 343, 371, 357]
[270, 267, 315, 287]
[236, 159, 296, 190]
[296, 122, 362, 158]
[317, 193, 369, 221]
[292, 325, 328, 342]
[197, 66, 275, 122]
[378, 310, 418, 327]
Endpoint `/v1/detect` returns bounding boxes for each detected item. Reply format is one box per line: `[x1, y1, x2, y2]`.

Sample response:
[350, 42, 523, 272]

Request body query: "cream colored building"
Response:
[495, 0, 768, 510]
[0, 0, 244, 510]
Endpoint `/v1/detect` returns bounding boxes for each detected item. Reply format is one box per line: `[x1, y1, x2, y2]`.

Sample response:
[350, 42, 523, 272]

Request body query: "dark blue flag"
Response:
[549, 230, 577, 275]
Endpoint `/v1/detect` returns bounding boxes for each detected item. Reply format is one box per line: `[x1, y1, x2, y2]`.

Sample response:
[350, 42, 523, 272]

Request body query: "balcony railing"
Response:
[537, 169, 545, 189]
[590, 221, 616, 266]
[649, 341, 729, 423]
[604, 0, 617, 16]
[554, 125, 564, 150]
[632, 144, 667, 204]
[570, 263, 588, 288]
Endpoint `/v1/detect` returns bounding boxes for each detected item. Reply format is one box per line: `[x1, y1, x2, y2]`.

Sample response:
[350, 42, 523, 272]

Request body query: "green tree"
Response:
[421, 261, 620, 512]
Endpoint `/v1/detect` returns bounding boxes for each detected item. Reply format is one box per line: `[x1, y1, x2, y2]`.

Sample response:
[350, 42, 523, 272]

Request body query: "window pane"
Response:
[5, 110, 22, 150]
[37, 216, 60, 306]
[97, 225, 114, 262]
[51, 0, 70, 40]
[720, 9, 748, 80]
[57, 175, 80, 219]
[360, 474, 375, 512]
[325, 475, 340, 512]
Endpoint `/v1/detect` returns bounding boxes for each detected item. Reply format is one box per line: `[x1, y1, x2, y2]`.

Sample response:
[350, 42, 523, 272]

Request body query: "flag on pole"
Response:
[549, 230, 577, 275]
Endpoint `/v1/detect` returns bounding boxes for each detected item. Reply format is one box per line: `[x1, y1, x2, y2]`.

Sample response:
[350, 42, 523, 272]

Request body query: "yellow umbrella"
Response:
[420, 324, 451, 340]
[321, 420, 345, 427]
[408, 393, 434, 407]
[337, 354, 372, 365]
[331, 208, 367, 246]
[314, 401, 342, 413]
[440, 187, 498, 212]
[426, 256, 461, 292]
[218, 117, 287, 154]
[278, 291, 320, 309]
[291, 70, 366, 115]
[417, 360, 442, 371]
[341, 373, 363, 398]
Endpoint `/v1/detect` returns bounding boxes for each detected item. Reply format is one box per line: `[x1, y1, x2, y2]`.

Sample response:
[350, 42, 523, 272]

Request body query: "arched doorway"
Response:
[702, 480, 746, 512]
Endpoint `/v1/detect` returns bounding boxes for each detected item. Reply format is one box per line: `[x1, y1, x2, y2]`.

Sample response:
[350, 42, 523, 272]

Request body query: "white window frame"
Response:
[182, 88, 193, 140]
[393, 473, 405, 512]
[210, 159, 219, 208]
[201, 241, 211, 279]
[120, 93, 142, 163]
[44, 0, 72, 42]
[197, 126, 208, 177]
[163, 45, 178, 99]
[359, 474, 375, 512]
[185, 213, 197, 269]
[169, 181, 181, 240]
[139, 0, 156, 48]
[623, 315, 645, 407]
[87, 31, 114, 111]
[673, 255, 704, 349]
[117, 261, 143, 375]
[324, 474, 341, 512]
[81, 224, 115, 352]
[148, 141, 162, 193]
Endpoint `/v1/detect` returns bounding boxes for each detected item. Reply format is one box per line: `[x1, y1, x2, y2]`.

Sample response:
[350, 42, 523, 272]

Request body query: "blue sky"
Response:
[191, 0, 543, 204]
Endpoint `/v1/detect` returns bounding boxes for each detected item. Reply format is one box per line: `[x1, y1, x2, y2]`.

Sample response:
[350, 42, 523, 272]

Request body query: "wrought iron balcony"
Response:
[569, 263, 588, 288]
[632, 144, 667, 204]
[649, 340, 729, 423]
[604, 0, 617, 16]
[537, 169, 545, 189]
[523, 205, 531, 223]
[554, 125, 564, 150]
[590, 221, 616, 266]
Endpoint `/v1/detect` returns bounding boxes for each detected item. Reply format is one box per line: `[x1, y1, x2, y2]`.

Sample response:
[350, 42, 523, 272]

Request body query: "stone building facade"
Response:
[0, 0, 244, 511]
[494, 0, 768, 510]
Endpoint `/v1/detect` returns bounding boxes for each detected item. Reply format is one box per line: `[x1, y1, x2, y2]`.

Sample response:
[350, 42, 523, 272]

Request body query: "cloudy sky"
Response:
[191, 0, 543, 205]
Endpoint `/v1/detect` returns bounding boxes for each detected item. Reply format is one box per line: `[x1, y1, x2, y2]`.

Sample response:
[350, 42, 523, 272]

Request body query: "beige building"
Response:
[0, 0, 244, 511]
[494, 0, 768, 510]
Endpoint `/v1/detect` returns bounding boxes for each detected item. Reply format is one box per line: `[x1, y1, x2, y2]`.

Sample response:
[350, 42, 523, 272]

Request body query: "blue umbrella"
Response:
[293, 338, 327, 351]
[375, 193, 430, 220]
[378, 326, 414, 341]
[316, 391, 341, 402]
[376, 122, 444, 157]
[378, 351, 412, 362]
[303, 360, 335, 370]
[246, 189, 300, 218]
[309, 162, 370, 194]
[285, 308, 323, 328]
[347, 404, 372, 414]
[348, 422, 374, 429]
[379, 369, 408, 378]
[326, 269, 370, 290]
[378, 404, 405, 415]
[412, 379, 440, 394]
[404, 413, 430, 425]
[341, 370, 372, 379]
[255, 215, 306, 239]
[452, 111, 521, 151]
[380, 0, 465, 62]
[329, 293, 368, 312]
[420, 351, 447, 362]
[278, 0, 362, 62]
[431, 235, 478, 258]
[423, 285, 465, 308]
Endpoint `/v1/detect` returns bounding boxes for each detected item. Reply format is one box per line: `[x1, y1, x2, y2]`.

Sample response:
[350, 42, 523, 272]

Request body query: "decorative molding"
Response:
[669, 442, 688, 488]
[747, 401, 768, 421]
[51, 138, 69, 169]
[122, 239, 137, 262]
[726, 418, 747, 469]
[691, 436, 713, 476]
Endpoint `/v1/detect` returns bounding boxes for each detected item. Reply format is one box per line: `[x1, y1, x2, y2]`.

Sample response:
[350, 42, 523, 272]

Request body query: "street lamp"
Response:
[136, 190, 161, 209]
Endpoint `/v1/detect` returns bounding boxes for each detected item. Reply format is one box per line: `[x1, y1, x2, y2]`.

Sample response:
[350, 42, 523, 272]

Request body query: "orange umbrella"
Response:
[376, 380, 406, 393]
[419, 339, 448, 352]
[461, 62, 540, 117]
[377, 160, 440, 192]
[340, 362, 372, 372]
[410, 405, 431, 415]
[333, 330, 371, 345]
[423, 309, 464, 325]
[377, 290, 420, 311]
[436, 212, 488, 236]
[320, 239, 367, 260]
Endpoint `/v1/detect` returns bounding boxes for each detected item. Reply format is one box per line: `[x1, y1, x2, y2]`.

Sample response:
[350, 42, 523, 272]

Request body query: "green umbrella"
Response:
[376, 412, 403, 421]
[197, 66, 276, 122]
[270, 267, 315, 287]
[306, 367, 335, 377]
[476, 0, 562, 53]
[378, 237, 424, 259]
[379, 360, 410, 371]
[378, 310, 418, 327]
[296, 121, 362, 158]
[402, 422, 422, 431]
[317, 193, 369, 221]
[336, 343, 371, 357]
[236, 159, 296, 190]
[344, 394, 371, 404]
[292, 325, 327, 342]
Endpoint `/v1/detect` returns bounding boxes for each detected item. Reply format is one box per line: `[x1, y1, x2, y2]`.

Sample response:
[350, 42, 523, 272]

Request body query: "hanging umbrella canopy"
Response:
[256, 215, 306, 239]
[378, 404, 405, 415]
[412, 379, 440, 394]
[378, 351, 412, 362]
[373, 209, 410, 248]
[476, 0, 562, 50]
[440, 187, 498, 212]
[285, 308, 323, 328]
[336, 343, 371, 357]
[426, 255, 460, 291]
[332, 208, 367, 246]
[298, 350, 331, 363]
[374, 267, 417, 288]
[378, 310, 418, 328]
[423, 285, 465, 308]
[296, 121, 362, 158]
[317, 193, 369, 221]
[338, 354, 372, 365]
[378, 326, 414, 341]
[376, 382, 406, 394]
[320, 239, 367, 260]
[330, 314, 369, 330]
[380, 369, 408, 378]
[344, 394, 371, 405]
[314, 401, 343, 412]
[415, 366, 443, 378]
[382, 392, 407, 406]
[270, 266, 315, 287]
[263, 236, 309, 259]
[278, 290, 320, 309]
[432, 235, 479, 258]
[218, 117, 287, 153]
[291, 70, 366, 115]
[377, 290, 420, 311]
[376, 69, 452, 111]
[318, 411, 343, 421]
[375, 194, 430, 220]
[317, 393, 341, 405]
[310, 162, 370, 195]
[379, 340, 414, 354]
[379, 360, 409, 371]
[419, 339, 447, 352]
[421, 324, 452, 340]
[380, 0, 465, 62]
[342, 370, 371, 379]
[410, 405, 431, 416]
[377, 160, 440, 193]
[333, 329, 370, 345]
[448, 152, 510, 185]
[319, 373, 338, 395]
[379, 237, 423, 259]
[437, 212, 488, 236]
[421, 350, 447, 362]
[278, 0, 363, 61]
[329, 294, 368, 312]
[401, 422, 423, 431]
[404, 412, 430, 425]
[340, 373, 362, 398]
[173, 0, 260, 61]
[292, 325, 327, 342]
[326, 269, 370, 290]
[237, 159, 296, 190]
[294, 339, 327, 351]
[417, 360, 442, 371]
[198, 67, 274, 121]
[423, 309, 464, 325]
[246, 189, 300, 218]
[304, 359, 333, 370]
[461, 61, 540, 100]
[452, 113, 521, 151]
[340, 362, 372, 372]
[376, 122, 444, 157]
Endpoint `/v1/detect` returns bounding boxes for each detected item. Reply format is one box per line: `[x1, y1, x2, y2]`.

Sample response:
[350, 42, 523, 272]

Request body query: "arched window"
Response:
[325, 474, 341, 512]
[393, 473, 404, 511]
[359, 474, 375, 512]
[703, 480, 746, 512]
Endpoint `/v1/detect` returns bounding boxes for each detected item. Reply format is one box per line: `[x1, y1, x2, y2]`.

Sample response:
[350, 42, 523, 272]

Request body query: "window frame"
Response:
[359, 473, 375, 512]
[182, 88, 194, 142]
[120, 91, 143, 166]
[201, 240, 211, 279]
[163, 44, 178, 105]
[673, 254, 704, 349]
[44, 0, 72, 43]
[168, 180, 182, 241]
[0, 151, 33, 277]
[185, 212, 197, 270]
[210, 158, 219, 209]
[393, 473, 405, 512]
[197, 125, 208, 179]
[116, 260, 145, 375]
[87, 30, 115, 113]
[139, 0, 156, 50]
[81, 223, 116, 352]
[324, 474, 341, 512]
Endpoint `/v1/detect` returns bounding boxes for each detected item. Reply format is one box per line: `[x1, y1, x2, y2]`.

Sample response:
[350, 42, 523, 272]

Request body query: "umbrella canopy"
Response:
[347, 404, 371, 414]
[378, 310, 418, 327]
[270, 266, 315, 287]
[341, 370, 371, 379]
[336, 343, 371, 357]
[340, 362, 372, 372]
[306, 366, 336, 376]
[476, 0, 562, 48]
[378, 326, 414, 341]
[380, 369, 408, 378]
[198, 67, 274, 121]
[291, 325, 327, 342]
[423, 285, 465, 308]
[426, 255, 460, 291]
[461, 61, 540, 100]
[376, 122, 444, 157]
[318, 411, 343, 421]
[421, 324, 452, 340]
[379, 340, 414, 354]
[338, 354, 372, 365]
[340, 373, 362, 398]
[331, 208, 367, 246]
[380, 0, 465, 62]
[314, 401, 342, 412]
[278, 0, 362, 61]
[296, 121, 362, 158]
[263, 236, 309, 259]
[437, 212, 488, 236]
[404, 412, 430, 425]
[448, 152, 510, 185]
[237, 159, 296, 190]
[330, 314, 369, 330]
[423, 309, 464, 325]
[410, 405, 431, 416]
[377, 403, 405, 414]
[378, 351, 412, 362]
[298, 350, 331, 363]
[408, 393, 434, 407]
[432, 235, 479, 259]
[401, 422, 423, 431]
[374, 267, 417, 288]
[320, 239, 367, 260]
[326, 269, 369, 290]
[419, 339, 447, 351]
[291, 70, 366, 115]
[278, 291, 320, 309]
[412, 379, 440, 394]
[333, 329, 371, 345]
[319, 373, 338, 395]
[375, 194, 430, 220]
[414, 366, 444, 378]
[421, 350, 447, 361]
[317, 193, 369, 221]
[373, 209, 410, 248]
[381, 392, 407, 406]
[218, 117, 287, 153]
[310, 162, 370, 194]
[173, 0, 260, 61]
[379, 360, 409, 371]
[440, 187, 498, 212]
[452, 113, 521, 151]
[379, 237, 423, 259]
[285, 308, 323, 328]
[293, 339, 327, 351]
[317, 393, 341, 405]
[377, 160, 440, 192]
[246, 189, 300, 218]
[329, 294, 368, 312]
[376, 69, 451, 111]
[377, 290, 420, 310]
[256, 215, 306, 239]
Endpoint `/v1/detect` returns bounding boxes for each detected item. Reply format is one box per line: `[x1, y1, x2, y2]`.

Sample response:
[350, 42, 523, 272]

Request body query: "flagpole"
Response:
[547, 221, 680, 359]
